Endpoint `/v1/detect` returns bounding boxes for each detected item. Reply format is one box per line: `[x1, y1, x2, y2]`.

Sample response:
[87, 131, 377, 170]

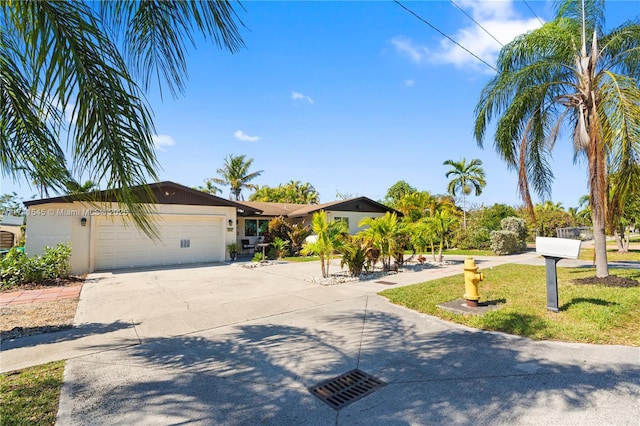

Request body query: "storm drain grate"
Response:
[374, 280, 396, 285]
[309, 369, 385, 410]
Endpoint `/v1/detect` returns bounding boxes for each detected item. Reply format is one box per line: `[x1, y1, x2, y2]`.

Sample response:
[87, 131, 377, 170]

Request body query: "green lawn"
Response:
[0, 361, 65, 425]
[404, 249, 495, 257]
[579, 247, 640, 262]
[380, 264, 640, 346]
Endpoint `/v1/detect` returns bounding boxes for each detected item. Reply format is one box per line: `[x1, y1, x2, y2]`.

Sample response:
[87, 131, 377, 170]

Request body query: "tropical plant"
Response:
[1, 1, 245, 235]
[301, 211, 348, 278]
[395, 191, 439, 223]
[65, 180, 99, 195]
[474, 0, 640, 277]
[339, 239, 368, 277]
[195, 179, 222, 195]
[0, 192, 25, 216]
[443, 158, 486, 229]
[383, 180, 417, 208]
[409, 219, 437, 261]
[1, 243, 71, 289]
[608, 168, 640, 252]
[212, 154, 263, 201]
[249, 181, 319, 204]
[288, 223, 312, 256]
[270, 237, 289, 259]
[226, 242, 239, 261]
[268, 216, 292, 243]
[357, 212, 405, 272]
[430, 210, 458, 262]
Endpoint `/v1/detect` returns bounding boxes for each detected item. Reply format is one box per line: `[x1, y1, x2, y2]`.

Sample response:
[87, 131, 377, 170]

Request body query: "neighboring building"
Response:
[0, 215, 24, 249]
[23, 182, 258, 274]
[235, 197, 401, 244]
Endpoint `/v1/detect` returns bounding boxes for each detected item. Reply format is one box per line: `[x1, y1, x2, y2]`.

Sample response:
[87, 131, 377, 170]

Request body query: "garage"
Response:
[24, 181, 261, 274]
[93, 215, 223, 271]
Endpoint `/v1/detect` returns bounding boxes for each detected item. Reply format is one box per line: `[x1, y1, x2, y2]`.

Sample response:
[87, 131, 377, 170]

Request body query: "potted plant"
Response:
[226, 242, 239, 261]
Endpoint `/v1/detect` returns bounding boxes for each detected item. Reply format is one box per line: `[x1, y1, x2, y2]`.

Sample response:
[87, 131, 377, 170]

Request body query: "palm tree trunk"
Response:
[588, 116, 609, 278]
[462, 193, 467, 229]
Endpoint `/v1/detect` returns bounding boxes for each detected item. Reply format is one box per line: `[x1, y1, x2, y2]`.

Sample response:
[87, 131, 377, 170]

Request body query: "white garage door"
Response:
[94, 215, 223, 271]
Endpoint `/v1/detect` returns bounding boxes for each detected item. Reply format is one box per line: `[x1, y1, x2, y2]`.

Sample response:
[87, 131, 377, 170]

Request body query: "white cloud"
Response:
[291, 91, 314, 104]
[403, 79, 415, 87]
[391, 36, 430, 64]
[234, 130, 260, 142]
[393, 0, 543, 71]
[152, 134, 176, 151]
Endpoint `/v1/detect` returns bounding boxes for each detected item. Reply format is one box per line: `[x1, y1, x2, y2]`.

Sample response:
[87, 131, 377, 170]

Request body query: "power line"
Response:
[523, 0, 545, 26]
[449, 0, 503, 47]
[393, 0, 498, 73]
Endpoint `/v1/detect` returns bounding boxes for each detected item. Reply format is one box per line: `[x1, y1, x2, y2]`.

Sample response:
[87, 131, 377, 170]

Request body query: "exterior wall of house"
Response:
[324, 210, 387, 234]
[25, 202, 237, 274]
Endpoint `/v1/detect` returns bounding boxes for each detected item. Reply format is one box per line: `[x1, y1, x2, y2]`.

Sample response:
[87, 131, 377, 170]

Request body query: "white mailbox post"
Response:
[536, 237, 582, 312]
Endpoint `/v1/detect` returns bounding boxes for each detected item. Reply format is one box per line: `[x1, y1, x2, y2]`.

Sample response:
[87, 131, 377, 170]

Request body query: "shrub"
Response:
[339, 241, 367, 277]
[41, 243, 72, 279]
[270, 237, 289, 259]
[268, 216, 292, 245]
[452, 225, 491, 250]
[252, 252, 263, 262]
[500, 217, 527, 251]
[0, 243, 71, 290]
[490, 230, 519, 255]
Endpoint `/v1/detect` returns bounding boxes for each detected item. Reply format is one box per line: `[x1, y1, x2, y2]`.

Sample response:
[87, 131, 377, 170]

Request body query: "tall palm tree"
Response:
[195, 179, 222, 196]
[474, 0, 640, 277]
[212, 154, 263, 201]
[66, 180, 99, 195]
[1, 1, 245, 235]
[443, 158, 486, 229]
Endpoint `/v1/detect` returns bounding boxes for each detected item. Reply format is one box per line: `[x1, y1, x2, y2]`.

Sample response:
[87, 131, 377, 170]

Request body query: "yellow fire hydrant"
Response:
[464, 256, 484, 307]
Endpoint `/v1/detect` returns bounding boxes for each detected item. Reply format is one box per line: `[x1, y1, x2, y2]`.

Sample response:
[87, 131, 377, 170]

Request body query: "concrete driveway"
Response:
[3, 255, 640, 425]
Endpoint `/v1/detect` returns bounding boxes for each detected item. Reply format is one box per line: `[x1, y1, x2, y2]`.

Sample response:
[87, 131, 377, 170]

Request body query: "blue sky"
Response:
[3, 0, 639, 209]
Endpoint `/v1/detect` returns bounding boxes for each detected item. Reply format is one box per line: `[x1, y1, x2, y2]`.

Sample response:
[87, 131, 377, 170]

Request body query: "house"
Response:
[234, 197, 401, 244]
[23, 181, 259, 274]
[23, 180, 398, 274]
[0, 215, 24, 249]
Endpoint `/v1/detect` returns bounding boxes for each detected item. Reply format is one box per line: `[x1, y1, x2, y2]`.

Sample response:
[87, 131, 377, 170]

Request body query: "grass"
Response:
[404, 249, 495, 257]
[0, 361, 65, 425]
[380, 264, 640, 346]
[578, 247, 640, 262]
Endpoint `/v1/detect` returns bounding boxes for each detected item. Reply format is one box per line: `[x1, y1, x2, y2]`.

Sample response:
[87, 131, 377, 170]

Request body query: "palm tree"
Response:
[66, 180, 99, 195]
[357, 212, 404, 272]
[301, 211, 348, 278]
[474, 0, 640, 278]
[1, 1, 245, 235]
[212, 154, 263, 201]
[195, 179, 222, 196]
[443, 158, 486, 229]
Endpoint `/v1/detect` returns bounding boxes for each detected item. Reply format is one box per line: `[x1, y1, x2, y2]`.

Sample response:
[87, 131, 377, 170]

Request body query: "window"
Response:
[244, 219, 270, 237]
[334, 217, 349, 228]
[180, 239, 190, 248]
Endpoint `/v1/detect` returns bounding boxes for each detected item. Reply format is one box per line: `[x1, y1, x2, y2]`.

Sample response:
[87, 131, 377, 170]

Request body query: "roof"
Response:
[23, 181, 262, 215]
[236, 197, 401, 218]
[1, 215, 24, 226]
